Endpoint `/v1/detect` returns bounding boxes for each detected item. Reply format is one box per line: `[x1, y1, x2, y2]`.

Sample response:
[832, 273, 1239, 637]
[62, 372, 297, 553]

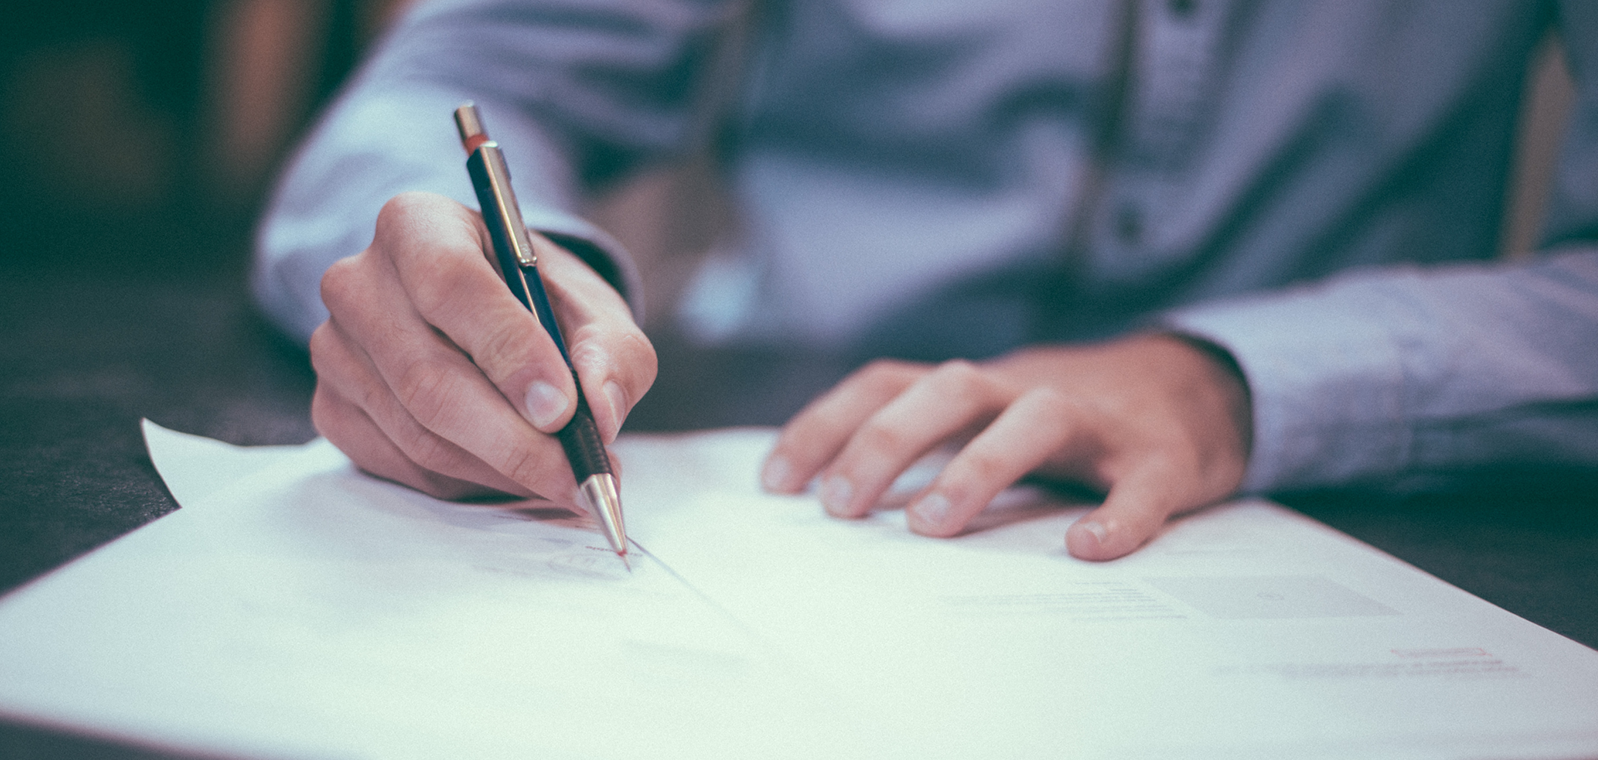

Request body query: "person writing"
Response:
[254, 0, 1598, 560]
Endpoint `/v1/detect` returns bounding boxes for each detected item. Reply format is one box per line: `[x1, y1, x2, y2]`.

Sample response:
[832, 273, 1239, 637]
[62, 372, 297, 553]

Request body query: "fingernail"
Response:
[761, 455, 792, 492]
[601, 381, 627, 440]
[820, 476, 853, 516]
[910, 492, 951, 528]
[1075, 520, 1109, 551]
[524, 380, 570, 429]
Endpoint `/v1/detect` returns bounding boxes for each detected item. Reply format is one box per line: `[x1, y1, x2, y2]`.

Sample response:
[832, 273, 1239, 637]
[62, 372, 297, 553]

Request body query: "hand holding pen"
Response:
[304, 110, 655, 554]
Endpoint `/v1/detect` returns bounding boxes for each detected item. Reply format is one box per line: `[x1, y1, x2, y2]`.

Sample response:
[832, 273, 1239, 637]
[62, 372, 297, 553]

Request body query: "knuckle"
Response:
[1024, 386, 1078, 423]
[954, 448, 1010, 488]
[927, 359, 985, 397]
[854, 418, 910, 458]
[353, 373, 393, 416]
[407, 252, 478, 319]
[391, 357, 459, 429]
[566, 327, 615, 370]
[376, 191, 436, 231]
[613, 329, 658, 386]
[307, 324, 337, 372]
[570, 327, 658, 391]
[309, 385, 341, 438]
[404, 428, 461, 474]
[319, 256, 364, 313]
[500, 441, 559, 494]
[857, 358, 899, 376]
[372, 193, 486, 310]
[855, 358, 917, 391]
[473, 319, 537, 377]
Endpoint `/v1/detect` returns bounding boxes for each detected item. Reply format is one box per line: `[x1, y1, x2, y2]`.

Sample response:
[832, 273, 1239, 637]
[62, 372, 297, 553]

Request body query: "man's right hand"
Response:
[308, 191, 656, 505]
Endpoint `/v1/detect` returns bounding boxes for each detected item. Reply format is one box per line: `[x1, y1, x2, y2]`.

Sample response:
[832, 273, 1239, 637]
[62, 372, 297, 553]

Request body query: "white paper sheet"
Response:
[622, 431, 1598, 759]
[0, 423, 852, 760]
[0, 423, 1594, 759]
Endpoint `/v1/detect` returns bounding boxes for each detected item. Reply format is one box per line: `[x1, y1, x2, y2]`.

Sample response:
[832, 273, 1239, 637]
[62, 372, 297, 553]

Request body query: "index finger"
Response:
[381, 193, 581, 433]
[760, 360, 926, 494]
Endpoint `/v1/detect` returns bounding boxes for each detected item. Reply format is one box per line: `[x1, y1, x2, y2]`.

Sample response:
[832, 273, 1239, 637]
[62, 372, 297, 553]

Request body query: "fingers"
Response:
[822, 361, 1011, 519]
[321, 250, 576, 500]
[373, 193, 578, 432]
[898, 386, 1198, 554]
[1064, 462, 1188, 561]
[312, 381, 516, 501]
[759, 336, 1251, 560]
[309, 320, 534, 499]
[904, 388, 1088, 537]
[760, 360, 934, 496]
[313, 192, 659, 504]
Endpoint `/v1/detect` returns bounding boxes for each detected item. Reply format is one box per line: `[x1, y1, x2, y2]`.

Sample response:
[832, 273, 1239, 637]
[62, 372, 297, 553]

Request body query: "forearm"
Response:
[251, 0, 738, 343]
[251, 85, 631, 344]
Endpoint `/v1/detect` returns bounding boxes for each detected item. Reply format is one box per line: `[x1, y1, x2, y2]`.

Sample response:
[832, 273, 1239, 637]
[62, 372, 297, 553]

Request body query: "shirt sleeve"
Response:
[251, 0, 742, 344]
[1164, 251, 1598, 492]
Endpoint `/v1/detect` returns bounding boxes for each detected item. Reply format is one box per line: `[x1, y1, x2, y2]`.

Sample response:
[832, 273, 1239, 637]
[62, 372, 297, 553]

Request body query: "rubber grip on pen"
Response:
[556, 387, 613, 482]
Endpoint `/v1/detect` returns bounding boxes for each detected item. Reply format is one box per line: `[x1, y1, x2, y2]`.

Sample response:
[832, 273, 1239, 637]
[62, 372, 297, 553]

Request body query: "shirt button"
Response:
[1114, 203, 1143, 244]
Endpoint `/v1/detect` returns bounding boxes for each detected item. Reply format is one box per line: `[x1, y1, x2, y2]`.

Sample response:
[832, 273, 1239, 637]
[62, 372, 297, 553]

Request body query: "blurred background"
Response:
[0, 0, 406, 283]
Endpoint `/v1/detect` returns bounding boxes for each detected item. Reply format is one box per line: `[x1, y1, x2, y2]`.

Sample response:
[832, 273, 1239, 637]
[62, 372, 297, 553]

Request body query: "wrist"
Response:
[1158, 331, 1255, 467]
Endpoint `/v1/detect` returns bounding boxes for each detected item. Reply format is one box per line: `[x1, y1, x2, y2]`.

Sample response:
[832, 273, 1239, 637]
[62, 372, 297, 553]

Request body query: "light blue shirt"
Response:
[255, 0, 1598, 493]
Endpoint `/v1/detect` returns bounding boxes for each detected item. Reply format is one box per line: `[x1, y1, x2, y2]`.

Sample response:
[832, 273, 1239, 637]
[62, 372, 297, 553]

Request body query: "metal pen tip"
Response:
[578, 473, 628, 564]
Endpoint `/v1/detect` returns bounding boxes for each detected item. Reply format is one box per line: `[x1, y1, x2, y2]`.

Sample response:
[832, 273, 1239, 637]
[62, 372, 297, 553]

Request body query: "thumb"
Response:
[1064, 464, 1186, 561]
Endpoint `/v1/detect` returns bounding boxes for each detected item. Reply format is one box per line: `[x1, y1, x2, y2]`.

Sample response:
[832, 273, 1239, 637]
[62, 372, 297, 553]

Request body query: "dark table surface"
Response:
[2, 270, 1595, 759]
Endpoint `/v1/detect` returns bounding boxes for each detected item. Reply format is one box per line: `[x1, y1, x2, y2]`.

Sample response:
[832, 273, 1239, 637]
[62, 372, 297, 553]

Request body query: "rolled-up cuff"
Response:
[1161, 287, 1413, 493]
